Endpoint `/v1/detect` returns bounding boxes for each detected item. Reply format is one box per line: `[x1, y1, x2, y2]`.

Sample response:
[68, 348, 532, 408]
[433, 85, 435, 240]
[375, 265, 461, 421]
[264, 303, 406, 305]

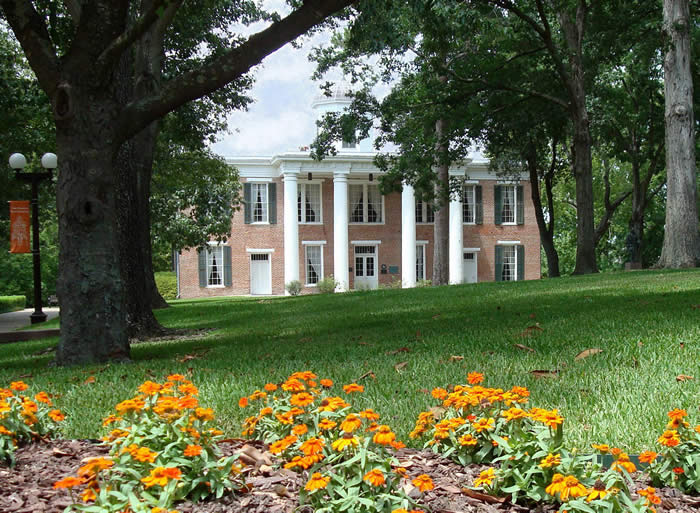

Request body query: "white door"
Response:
[354, 245, 378, 290]
[463, 252, 478, 284]
[250, 254, 271, 295]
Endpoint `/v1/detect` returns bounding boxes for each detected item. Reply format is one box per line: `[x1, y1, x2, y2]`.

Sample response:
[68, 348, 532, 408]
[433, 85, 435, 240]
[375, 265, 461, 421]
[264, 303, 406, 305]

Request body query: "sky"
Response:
[210, 3, 336, 158]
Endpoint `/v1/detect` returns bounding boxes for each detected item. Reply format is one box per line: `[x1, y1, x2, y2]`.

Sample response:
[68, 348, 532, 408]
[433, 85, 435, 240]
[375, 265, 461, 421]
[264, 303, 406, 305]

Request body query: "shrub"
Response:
[154, 272, 177, 300]
[54, 375, 244, 512]
[317, 275, 338, 294]
[416, 279, 432, 288]
[0, 295, 26, 313]
[239, 372, 421, 512]
[285, 280, 302, 296]
[0, 381, 66, 466]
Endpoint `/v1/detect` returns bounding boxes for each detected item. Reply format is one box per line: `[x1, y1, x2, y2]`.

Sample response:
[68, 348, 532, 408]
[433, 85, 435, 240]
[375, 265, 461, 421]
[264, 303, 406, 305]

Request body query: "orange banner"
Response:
[9, 201, 31, 254]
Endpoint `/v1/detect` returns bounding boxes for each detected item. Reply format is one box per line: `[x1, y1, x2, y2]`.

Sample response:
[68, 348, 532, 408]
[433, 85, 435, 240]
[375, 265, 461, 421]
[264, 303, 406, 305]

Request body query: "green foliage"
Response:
[317, 275, 339, 294]
[285, 280, 303, 296]
[0, 296, 25, 313]
[154, 272, 177, 301]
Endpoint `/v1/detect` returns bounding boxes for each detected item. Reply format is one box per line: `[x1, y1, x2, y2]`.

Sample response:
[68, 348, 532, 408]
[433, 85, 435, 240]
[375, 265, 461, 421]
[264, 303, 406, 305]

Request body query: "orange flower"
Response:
[611, 453, 636, 474]
[343, 383, 364, 393]
[178, 383, 199, 396]
[673, 467, 685, 475]
[591, 443, 610, 453]
[290, 392, 314, 407]
[10, 381, 28, 391]
[300, 437, 325, 456]
[0, 425, 12, 436]
[341, 414, 362, 433]
[194, 407, 215, 421]
[501, 408, 527, 422]
[317, 396, 349, 412]
[115, 398, 145, 415]
[81, 486, 97, 502]
[638, 487, 661, 505]
[133, 447, 158, 463]
[49, 409, 66, 422]
[546, 474, 565, 496]
[184, 444, 203, 457]
[373, 425, 396, 445]
[138, 381, 162, 395]
[292, 424, 309, 436]
[102, 414, 121, 426]
[53, 476, 83, 489]
[359, 409, 380, 421]
[259, 407, 273, 416]
[318, 418, 337, 430]
[320, 379, 333, 388]
[467, 372, 484, 385]
[282, 378, 306, 392]
[431, 388, 448, 400]
[391, 440, 406, 449]
[141, 467, 182, 488]
[540, 409, 564, 429]
[264, 383, 278, 392]
[586, 479, 610, 502]
[364, 469, 386, 487]
[472, 417, 495, 433]
[78, 457, 114, 478]
[238, 397, 249, 408]
[639, 451, 658, 464]
[559, 476, 587, 501]
[305, 472, 330, 491]
[332, 433, 359, 451]
[668, 408, 687, 421]
[284, 455, 320, 470]
[658, 430, 681, 447]
[539, 453, 561, 468]
[178, 395, 198, 409]
[412, 474, 434, 492]
[473, 468, 495, 487]
[34, 392, 52, 405]
[166, 374, 186, 382]
[269, 434, 298, 455]
[459, 433, 478, 446]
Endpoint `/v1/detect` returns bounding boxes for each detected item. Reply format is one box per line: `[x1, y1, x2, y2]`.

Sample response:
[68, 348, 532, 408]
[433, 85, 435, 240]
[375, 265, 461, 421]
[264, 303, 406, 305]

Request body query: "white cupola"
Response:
[311, 81, 373, 153]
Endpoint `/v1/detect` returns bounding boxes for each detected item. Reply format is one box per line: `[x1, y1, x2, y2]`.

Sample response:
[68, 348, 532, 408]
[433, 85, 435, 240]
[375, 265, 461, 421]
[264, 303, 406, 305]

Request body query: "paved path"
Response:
[0, 308, 60, 343]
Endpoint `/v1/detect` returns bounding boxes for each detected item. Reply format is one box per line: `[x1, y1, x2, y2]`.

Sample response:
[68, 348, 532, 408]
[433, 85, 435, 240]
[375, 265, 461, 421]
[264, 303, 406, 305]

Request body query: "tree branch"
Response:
[97, 0, 177, 74]
[62, 0, 81, 26]
[115, 0, 355, 143]
[0, 0, 60, 95]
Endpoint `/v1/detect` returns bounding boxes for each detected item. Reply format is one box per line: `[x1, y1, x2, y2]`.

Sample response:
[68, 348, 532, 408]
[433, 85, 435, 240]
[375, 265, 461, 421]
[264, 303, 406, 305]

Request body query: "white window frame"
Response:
[415, 199, 434, 224]
[251, 182, 269, 224]
[298, 182, 323, 224]
[462, 185, 476, 224]
[206, 243, 225, 288]
[348, 183, 385, 224]
[416, 243, 428, 282]
[501, 184, 516, 225]
[304, 244, 324, 286]
[501, 245, 517, 281]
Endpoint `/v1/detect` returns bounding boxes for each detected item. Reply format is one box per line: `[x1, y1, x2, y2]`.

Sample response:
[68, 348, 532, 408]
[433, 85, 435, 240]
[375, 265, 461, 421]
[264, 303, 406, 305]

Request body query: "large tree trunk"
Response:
[54, 93, 130, 364]
[658, 0, 699, 268]
[432, 117, 449, 285]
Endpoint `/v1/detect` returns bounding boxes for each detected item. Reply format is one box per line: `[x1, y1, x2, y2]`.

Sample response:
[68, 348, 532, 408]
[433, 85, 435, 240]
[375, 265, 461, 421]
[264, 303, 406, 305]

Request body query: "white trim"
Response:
[463, 179, 479, 184]
[207, 241, 225, 246]
[416, 240, 429, 245]
[246, 248, 275, 253]
[246, 177, 273, 183]
[463, 247, 482, 252]
[302, 240, 327, 245]
[497, 240, 521, 245]
[351, 240, 382, 245]
[348, 182, 386, 225]
[304, 244, 324, 287]
[497, 179, 521, 184]
[298, 182, 323, 224]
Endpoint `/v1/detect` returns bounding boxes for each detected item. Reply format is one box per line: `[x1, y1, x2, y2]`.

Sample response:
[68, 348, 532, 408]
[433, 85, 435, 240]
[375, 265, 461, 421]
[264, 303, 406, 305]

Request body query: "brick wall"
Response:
[178, 178, 541, 298]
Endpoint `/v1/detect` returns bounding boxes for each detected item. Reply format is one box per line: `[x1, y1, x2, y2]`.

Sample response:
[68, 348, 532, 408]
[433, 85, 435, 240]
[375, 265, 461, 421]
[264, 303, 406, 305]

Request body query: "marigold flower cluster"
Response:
[53, 375, 244, 512]
[0, 381, 65, 465]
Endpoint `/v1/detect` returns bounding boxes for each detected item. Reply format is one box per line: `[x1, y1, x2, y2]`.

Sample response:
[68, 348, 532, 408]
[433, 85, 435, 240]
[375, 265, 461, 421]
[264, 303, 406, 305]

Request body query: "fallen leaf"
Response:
[432, 314, 442, 320]
[461, 488, 506, 504]
[676, 375, 694, 382]
[415, 330, 422, 339]
[680, 342, 685, 349]
[514, 343, 535, 353]
[529, 313, 536, 319]
[178, 352, 204, 363]
[530, 370, 559, 379]
[575, 348, 603, 361]
[237, 444, 273, 467]
[17, 373, 33, 379]
[638, 340, 644, 347]
[386, 347, 410, 355]
[83, 376, 96, 385]
[356, 371, 376, 381]
[52, 448, 73, 457]
[419, 388, 430, 394]
[692, 304, 700, 310]
[394, 361, 408, 372]
[429, 406, 446, 420]
[449, 355, 464, 362]
[274, 484, 292, 498]
[297, 337, 312, 343]
[519, 323, 543, 337]
[358, 342, 370, 346]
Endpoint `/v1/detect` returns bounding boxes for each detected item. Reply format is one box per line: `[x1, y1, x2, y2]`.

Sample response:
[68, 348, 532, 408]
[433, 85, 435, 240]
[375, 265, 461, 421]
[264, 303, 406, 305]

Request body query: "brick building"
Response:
[177, 87, 540, 297]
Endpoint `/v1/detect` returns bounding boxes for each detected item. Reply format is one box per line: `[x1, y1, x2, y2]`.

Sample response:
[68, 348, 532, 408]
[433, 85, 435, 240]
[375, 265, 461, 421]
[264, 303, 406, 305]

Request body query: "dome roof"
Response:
[312, 81, 354, 106]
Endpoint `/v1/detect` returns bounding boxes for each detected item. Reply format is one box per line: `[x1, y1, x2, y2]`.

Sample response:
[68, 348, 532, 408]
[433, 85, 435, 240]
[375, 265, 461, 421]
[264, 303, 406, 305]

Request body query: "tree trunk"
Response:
[432, 117, 449, 285]
[54, 92, 130, 364]
[658, 0, 699, 268]
[526, 143, 560, 278]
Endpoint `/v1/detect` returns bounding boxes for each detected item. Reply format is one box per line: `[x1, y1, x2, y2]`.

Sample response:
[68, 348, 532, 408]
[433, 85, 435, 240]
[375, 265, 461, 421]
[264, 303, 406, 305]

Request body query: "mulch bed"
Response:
[2, 439, 699, 513]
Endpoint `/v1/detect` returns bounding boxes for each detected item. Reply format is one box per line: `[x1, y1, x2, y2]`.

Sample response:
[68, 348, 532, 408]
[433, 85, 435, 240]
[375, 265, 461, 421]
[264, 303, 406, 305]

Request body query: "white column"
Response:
[449, 191, 464, 285]
[401, 183, 416, 288]
[333, 171, 349, 291]
[283, 171, 299, 293]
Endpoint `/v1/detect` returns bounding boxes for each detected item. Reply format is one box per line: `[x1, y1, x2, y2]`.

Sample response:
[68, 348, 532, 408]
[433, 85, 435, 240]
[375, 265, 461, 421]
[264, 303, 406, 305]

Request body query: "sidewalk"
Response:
[0, 308, 60, 343]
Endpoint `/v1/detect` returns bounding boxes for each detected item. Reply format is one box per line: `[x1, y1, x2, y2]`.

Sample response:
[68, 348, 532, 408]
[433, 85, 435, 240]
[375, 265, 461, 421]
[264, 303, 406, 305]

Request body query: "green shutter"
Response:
[268, 183, 277, 224]
[198, 249, 207, 287]
[475, 185, 483, 225]
[495, 245, 503, 282]
[494, 185, 502, 225]
[223, 246, 232, 286]
[243, 183, 252, 224]
[516, 185, 524, 225]
[516, 245, 525, 281]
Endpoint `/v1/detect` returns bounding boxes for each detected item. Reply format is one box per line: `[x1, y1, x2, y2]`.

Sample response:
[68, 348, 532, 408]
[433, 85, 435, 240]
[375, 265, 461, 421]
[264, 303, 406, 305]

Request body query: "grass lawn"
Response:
[1, 269, 698, 453]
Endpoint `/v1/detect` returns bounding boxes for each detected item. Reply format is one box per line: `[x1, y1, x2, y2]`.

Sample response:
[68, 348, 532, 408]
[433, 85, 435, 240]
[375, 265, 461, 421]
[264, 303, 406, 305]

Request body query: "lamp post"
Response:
[9, 152, 56, 324]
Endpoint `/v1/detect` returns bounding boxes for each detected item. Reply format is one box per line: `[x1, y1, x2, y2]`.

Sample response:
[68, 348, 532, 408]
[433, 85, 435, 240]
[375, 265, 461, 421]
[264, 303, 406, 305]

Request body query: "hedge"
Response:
[154, 272, 177, 301]
[0, 296, 26, 314]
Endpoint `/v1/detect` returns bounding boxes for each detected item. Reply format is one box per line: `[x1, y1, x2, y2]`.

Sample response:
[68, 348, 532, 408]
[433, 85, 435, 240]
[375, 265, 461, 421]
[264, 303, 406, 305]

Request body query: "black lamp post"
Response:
[9, 152, 56, 324]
